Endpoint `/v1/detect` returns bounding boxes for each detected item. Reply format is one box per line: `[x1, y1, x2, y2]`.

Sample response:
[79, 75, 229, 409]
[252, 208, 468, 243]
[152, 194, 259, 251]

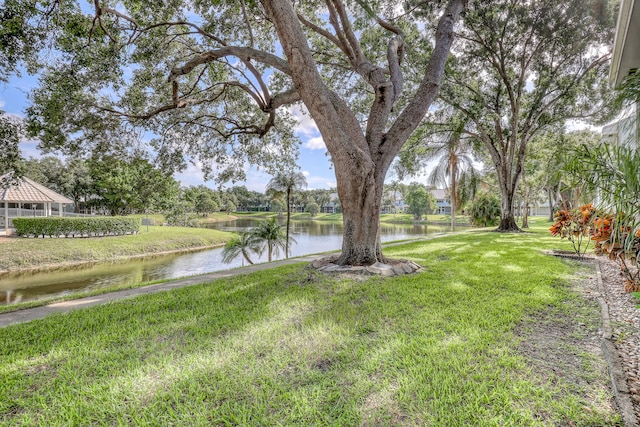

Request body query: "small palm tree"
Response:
[221, 232, 262, 266]
[266, 171, 307, 257]
[252, 217, 292, 262]
[425, 129, 477, 231]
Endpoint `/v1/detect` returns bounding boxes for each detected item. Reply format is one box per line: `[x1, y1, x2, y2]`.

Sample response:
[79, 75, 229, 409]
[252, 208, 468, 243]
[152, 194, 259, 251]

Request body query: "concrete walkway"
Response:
[0, 255, 322, 328]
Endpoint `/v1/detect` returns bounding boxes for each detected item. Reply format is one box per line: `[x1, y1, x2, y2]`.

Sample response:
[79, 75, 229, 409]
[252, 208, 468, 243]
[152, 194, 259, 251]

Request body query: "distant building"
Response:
[0, 173, 73, 231]
[606, 0, 640, 147]
[430, 188, 451, 215]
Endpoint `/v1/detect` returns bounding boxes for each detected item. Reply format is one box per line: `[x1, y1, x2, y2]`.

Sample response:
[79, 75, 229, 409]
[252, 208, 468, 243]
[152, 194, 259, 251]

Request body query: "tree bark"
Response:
[547, 186, 554, 221]
[450, 159, 457, 231]
[285, 187, 291, 258]
[521, 169, 529, 229]
[497, 174, 522, 232]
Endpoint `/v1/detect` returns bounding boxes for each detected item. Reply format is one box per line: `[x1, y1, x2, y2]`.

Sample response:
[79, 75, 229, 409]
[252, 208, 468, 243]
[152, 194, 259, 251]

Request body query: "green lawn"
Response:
[236, 211, 473, 225]
[0, 219, 620, 425]
[0, 226, 231, 272]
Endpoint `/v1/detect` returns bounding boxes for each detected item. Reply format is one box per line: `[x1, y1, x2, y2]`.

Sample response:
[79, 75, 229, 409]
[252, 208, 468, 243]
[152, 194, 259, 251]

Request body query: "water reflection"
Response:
[0, 219, 461, 304]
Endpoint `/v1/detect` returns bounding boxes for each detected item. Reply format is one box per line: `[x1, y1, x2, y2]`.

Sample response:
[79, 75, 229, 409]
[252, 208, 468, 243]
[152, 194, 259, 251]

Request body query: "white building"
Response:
[0, 173, 73, 232]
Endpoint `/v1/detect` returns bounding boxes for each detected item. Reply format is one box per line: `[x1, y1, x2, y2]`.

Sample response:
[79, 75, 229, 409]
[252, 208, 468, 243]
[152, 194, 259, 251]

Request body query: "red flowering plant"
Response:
[549, 204, 596, 257]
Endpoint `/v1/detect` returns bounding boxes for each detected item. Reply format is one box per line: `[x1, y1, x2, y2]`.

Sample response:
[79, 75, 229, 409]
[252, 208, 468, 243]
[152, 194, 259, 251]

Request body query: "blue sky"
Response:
[0, 74, 339, 192]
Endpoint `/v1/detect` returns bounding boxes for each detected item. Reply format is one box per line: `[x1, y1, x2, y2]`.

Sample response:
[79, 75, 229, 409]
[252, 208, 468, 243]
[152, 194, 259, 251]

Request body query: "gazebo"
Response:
[0, 172, 73, 230]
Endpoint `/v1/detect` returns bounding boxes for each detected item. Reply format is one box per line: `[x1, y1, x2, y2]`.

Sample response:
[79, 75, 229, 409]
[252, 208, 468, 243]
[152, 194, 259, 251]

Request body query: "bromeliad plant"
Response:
[549, 203, 596, 257]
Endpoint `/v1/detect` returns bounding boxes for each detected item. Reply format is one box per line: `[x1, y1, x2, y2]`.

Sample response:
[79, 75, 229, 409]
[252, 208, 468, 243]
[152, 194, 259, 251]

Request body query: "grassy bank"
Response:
[0, 226, 231, 272]
[0, 221, 620, 425]
[234, 211, 473, 225]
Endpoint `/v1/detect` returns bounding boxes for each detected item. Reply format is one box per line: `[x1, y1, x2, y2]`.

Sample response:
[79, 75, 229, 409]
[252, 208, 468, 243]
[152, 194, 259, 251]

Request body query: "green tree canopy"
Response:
[2, 0, 465, 266]
[439, 0, 616, 231]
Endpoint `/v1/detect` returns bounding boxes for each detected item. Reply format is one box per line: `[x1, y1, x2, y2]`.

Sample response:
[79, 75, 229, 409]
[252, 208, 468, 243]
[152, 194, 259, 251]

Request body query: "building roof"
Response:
[0, 173, 73, 204]
[430, 189, 449, 200]
[610, 0, 640, 87]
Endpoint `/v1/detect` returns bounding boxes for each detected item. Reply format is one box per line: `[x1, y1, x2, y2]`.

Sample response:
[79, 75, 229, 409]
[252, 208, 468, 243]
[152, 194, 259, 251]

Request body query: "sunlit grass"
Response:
[0, 226, 232, 272]
[0, 224, 619, 425]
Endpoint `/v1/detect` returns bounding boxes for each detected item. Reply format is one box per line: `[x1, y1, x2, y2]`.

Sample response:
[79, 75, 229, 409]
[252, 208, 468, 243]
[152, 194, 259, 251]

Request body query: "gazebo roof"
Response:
[0, 173, 73, 204]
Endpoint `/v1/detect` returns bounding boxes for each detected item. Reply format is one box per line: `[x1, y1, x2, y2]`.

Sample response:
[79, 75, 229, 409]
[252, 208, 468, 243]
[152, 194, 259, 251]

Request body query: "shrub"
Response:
[13, 217, 140, 238]
[468, 192, 500, 227]
[548, 204, 595, 257]
[305, 202, 320, 217]
[590, 213, 640, 293]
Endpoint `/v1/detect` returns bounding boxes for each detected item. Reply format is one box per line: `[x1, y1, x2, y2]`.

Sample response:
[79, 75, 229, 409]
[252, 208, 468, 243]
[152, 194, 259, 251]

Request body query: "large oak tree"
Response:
[439, 0, 615, 231]
[3, 0, 465, 265]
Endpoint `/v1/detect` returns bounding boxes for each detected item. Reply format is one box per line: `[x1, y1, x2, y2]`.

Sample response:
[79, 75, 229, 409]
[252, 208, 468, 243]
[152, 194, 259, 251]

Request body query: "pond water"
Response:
[0, 218, 463, 305]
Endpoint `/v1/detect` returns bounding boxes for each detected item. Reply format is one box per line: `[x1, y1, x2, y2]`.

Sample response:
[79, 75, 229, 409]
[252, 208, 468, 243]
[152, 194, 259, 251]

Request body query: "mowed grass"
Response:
[0, 220, 621, 425]
[0, 226, 231, 272]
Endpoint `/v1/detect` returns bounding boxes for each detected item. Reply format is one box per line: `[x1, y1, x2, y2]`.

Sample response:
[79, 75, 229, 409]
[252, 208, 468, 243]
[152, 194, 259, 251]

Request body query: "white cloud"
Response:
[302, 170, 310, 177]
[174, 163, 208, 187]
[303, 173, 336, 189]
[0, 98, 5, 109]
[304, 136, 326, 150]
[290, 104, 320, 136]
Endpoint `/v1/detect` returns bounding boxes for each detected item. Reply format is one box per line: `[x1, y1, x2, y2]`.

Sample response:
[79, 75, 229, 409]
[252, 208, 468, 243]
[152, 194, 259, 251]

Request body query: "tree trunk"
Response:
[285, 188, 291, 258]
[547, 187, 554, 221]
[521, 170, 529, 229]
[335, 160, 385, 266]
[497, 176, 521, 232]
[450, 161, 457, 231]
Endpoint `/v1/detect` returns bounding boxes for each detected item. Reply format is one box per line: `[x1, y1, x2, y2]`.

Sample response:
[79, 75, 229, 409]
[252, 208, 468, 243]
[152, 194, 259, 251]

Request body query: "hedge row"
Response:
[13, 217, 141, 238]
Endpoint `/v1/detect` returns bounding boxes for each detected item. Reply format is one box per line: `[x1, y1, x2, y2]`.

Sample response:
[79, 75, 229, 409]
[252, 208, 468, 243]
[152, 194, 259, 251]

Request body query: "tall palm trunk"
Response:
[450, 157, 457, 231]
[285, 188, 291, 258]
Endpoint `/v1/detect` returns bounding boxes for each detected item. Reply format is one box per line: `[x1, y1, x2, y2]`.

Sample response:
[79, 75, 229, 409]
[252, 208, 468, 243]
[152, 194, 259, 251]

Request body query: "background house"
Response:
[431, 189, 452, 215]
[1, 173, 73, 232]
[605, 0, 640, 146]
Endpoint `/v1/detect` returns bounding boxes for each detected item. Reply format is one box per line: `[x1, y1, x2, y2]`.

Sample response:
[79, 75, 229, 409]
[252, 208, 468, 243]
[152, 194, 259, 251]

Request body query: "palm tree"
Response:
[425, 130, 477, 231]
[266, 172, 307, 257]
[252, 217, 292, 262]
[221, 232, 263, 266]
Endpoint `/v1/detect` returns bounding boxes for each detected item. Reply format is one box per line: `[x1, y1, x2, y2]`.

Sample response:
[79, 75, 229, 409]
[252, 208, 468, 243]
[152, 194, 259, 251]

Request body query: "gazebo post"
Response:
[58, 203, 63, 217]
[3, 202, 7, 229]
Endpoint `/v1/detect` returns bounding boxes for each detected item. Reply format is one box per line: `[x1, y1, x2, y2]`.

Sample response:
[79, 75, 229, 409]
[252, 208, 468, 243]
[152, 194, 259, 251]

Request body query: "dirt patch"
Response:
[515, 263, 620, 420]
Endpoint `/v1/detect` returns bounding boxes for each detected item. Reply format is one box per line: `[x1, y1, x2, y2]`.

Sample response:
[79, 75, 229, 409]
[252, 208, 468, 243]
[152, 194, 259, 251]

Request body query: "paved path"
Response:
[0, 255, 322, 328]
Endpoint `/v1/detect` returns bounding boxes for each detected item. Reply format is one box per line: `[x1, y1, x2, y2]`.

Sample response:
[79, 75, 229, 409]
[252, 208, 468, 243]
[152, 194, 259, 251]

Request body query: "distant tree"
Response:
[226, 186, 252, 211]
[252, 218, 290, 262]
[61, 158, 94, 213]
[469, 192, 501, 227]
[440, 0, 615, 231]
[306, 202, 320, 217]
[306, 189, 332, 213]
[0, 112, 24, 178]
[405, 184, 435, 221]
[266, 172, 307, 258]
[89, 156, 178, 215]
[220, 191, 238, 215]
[222, 232, 263, 266]
[23, 156, 65, 191]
